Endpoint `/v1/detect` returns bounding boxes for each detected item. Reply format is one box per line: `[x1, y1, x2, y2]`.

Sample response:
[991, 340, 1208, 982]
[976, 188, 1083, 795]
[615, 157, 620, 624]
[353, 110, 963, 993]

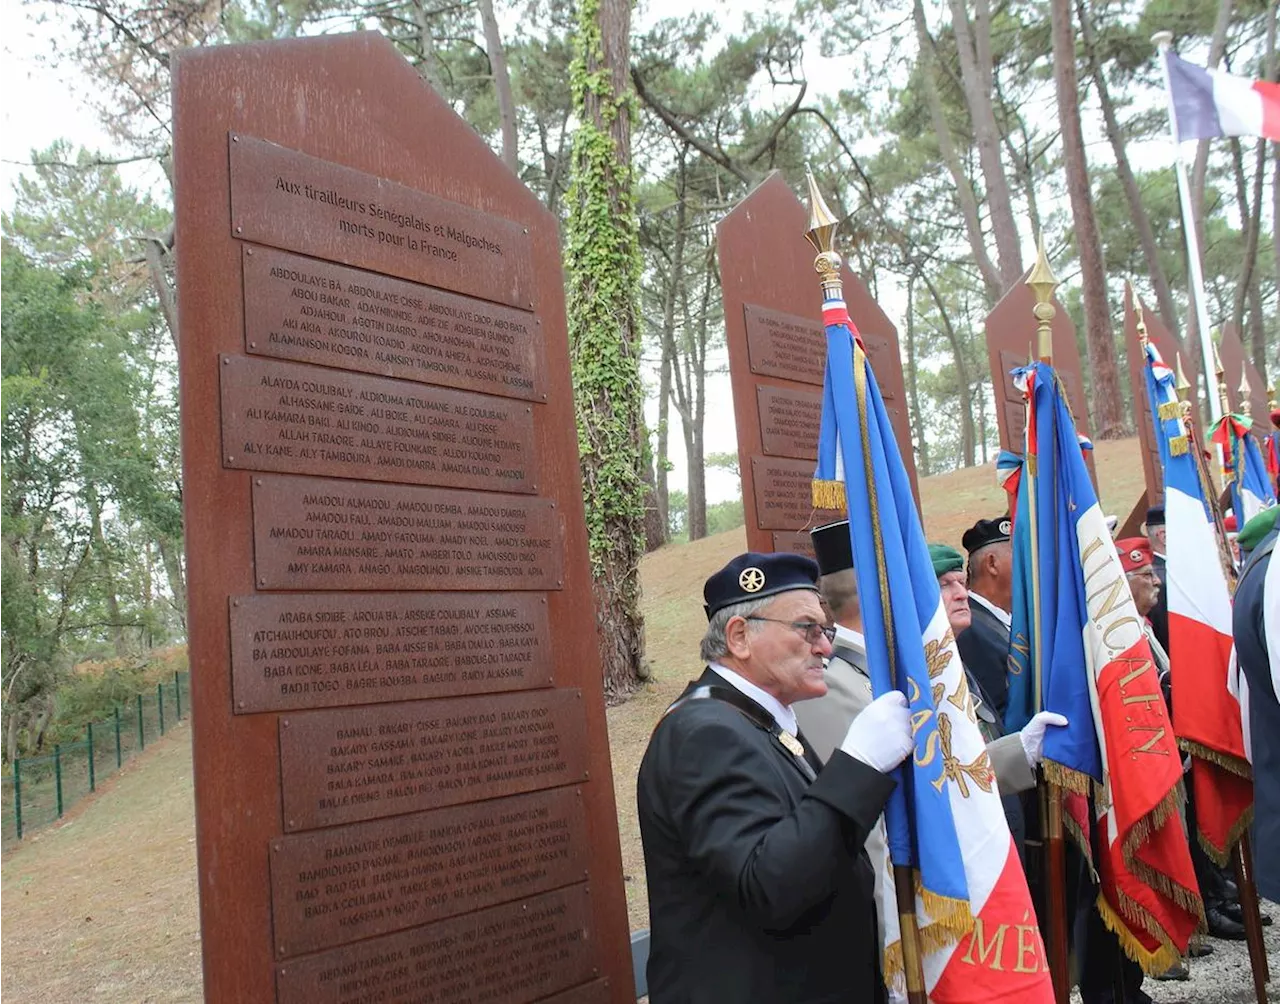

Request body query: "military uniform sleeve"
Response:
[795, 657, 872, 764]
[987, 733, 1035, 794]
[661, 707, 895, 931]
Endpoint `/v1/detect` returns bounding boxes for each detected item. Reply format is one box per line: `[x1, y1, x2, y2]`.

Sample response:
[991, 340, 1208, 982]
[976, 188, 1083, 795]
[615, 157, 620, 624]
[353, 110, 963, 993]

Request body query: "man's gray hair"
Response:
[699, 594, 780, 663]
[967, 539, 1011, 586]
[819, 569, 859, 623]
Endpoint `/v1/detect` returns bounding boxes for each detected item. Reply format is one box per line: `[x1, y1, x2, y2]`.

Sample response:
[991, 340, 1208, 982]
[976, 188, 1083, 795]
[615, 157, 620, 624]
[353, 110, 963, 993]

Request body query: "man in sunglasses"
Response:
[637, 551, 913, 1003]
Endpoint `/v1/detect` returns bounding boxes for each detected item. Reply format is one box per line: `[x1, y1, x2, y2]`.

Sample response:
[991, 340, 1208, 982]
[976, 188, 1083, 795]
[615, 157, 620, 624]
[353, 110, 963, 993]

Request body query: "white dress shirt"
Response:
[709, 663, 799, 736]
[969, 589, 1012, 629]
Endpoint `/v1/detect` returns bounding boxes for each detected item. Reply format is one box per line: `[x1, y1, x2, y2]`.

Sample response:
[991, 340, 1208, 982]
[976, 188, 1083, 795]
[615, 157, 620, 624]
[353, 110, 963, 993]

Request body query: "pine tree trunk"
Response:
[913, 0, 1002, 304]
[947, 0, 1024, 287]
[476, 0, 518, 172]
[656, 336, 672, 536]
[905, 271, 930, 476]
[566, 0, 645, 699]
[1050, 0, 1125, 438]
[1078, 0, 1181, 339]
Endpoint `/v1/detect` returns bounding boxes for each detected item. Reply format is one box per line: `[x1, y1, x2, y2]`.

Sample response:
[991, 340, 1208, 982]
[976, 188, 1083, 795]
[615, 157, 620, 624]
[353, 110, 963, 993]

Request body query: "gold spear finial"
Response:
[804, 165, 843, 299]
[1175, 354, 1193, 404]
[1133, 289, 1150, 348]
[1237, 367, 1251, 403]
[1268, 383, 1277, 410]
[1212, 344, 1231, 416]
[1026, 235, 1058, 362]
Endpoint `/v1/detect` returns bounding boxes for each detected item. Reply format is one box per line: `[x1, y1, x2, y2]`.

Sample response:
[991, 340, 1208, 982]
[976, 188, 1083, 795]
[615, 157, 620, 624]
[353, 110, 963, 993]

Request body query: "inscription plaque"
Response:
[274, 883, 596, 1004]
[251, 475, 564, 591]
[221, 354, 536, 492]
[230, 592, 552, 713]
[242, 245, 543, 401]
[771, 530, 817, 559]
[744, 305, 826, 386]
[279, 688, 588, 830]
[230, 134, 534, 310]
[539, 981, 611, 1004]
[270, 786, 587, 957]
[751, 455, 842, 531]
[757, 385, 821, 460]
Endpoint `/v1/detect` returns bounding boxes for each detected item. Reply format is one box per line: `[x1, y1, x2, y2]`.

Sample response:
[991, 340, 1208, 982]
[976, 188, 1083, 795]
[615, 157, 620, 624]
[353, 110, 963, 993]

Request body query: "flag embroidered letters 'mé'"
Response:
[812, 292, 1050, 1002]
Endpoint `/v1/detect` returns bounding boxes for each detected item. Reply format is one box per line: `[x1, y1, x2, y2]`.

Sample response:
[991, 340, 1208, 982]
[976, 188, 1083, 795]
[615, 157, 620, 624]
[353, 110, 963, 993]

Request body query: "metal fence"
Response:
[1, 671, 189, 847]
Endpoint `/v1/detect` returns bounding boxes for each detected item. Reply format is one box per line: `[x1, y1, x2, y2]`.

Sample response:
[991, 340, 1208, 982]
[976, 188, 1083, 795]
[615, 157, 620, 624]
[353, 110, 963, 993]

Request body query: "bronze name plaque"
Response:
[771, 530, 817, 559]
[221, 354, 536, 492]
[251, 475, 564, 591]
[750, 455, 841, 531]
[539, 981, 611, 1003]
[230, 134, 534, 310]
[274, 884, 596, 1004]
[757, 384, 821, 460]
[242, 245, 543, 401]
[270, 786, 587, 957]
[744, 305, 826, 386]
[279, 688, 588, 831]
[222, 354, 534, 492]
[230, 592, 553, 713]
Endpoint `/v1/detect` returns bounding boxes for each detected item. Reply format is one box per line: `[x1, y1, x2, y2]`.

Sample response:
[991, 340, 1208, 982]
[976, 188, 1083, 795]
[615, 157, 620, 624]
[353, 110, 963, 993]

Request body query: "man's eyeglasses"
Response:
[745, 616, 836, 645]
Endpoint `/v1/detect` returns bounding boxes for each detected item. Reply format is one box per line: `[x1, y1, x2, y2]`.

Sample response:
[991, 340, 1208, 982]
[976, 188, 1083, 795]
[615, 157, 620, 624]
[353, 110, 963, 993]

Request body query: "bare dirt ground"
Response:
[9, 437, 1274, 1002]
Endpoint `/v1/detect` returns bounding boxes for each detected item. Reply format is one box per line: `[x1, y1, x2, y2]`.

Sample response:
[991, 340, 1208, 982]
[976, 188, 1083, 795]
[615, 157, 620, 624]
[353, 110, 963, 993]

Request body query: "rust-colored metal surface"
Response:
[750, 455, 843, 532]
[744, 305, 827, 384]
[274, 884, 597, 1004]
[175, 33, 629, 1002]
[242, 244, 544, 400]
[719, 173, 920, 555]
[229, 592, 553, 713]
[984, 278, 1096, 487]
[251, 475, 564, 591]
[1121, 286, 1204, 506]
[270, 786, 588, 957]
[221, 354, 537, 491]
[1219, 324, 1270, 436]
[756, 384, 822, 460]
[770, 530, 817, 559]
[538, 980, 612, 1003]
[278, 688, 588, 831]
[230, 133, 534, 310]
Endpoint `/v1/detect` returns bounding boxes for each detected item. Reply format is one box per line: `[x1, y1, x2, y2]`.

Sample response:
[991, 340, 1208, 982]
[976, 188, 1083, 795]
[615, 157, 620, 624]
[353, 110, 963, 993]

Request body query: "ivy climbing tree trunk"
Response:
[565, 0, 646, 698]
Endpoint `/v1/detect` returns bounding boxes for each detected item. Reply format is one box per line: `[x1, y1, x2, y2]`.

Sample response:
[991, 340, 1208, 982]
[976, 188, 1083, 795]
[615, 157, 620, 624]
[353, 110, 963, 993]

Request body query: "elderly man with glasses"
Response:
[636, 551, 914, 1004]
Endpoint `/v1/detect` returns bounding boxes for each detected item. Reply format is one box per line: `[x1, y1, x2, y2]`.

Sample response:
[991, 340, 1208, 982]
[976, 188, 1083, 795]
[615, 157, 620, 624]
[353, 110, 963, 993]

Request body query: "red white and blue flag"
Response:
[1007, 360, 1201, 972]
[1165, 50, 1280, 142]
[812, 292, 1051, 1002]
[1211, 413, 1276, 525]
[1143, 345, 1253, 863]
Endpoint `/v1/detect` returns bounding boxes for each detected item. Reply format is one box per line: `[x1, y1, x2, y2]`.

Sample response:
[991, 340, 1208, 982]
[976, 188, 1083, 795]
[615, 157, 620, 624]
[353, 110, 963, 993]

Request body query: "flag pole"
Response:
[1175, 359, 1271, 1004]
[1152, 31, 1222, 424]
[1026, 240, 1070, 1004]
[803, 171, 928, 1004]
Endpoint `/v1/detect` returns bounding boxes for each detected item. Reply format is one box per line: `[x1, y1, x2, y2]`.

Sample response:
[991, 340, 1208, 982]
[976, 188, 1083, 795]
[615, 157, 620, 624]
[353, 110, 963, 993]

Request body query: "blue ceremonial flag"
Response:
[1003, 363, 1101, 782]
[812, 290, 1050, 999]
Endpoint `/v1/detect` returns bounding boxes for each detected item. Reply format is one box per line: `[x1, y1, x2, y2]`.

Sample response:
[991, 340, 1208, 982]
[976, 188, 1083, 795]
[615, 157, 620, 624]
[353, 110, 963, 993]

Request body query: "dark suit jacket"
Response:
[956, 597, 1011, 719]
[637, 667, 895, 1004]
[1148, 555, 1169, 654]
[1233, 529, 1278, 901]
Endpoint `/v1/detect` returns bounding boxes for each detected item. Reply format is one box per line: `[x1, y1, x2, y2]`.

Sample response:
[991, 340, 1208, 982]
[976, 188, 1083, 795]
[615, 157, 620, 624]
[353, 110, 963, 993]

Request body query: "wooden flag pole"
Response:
[804, 171, 927, 1004]
[1027, 240, 1070, 1004]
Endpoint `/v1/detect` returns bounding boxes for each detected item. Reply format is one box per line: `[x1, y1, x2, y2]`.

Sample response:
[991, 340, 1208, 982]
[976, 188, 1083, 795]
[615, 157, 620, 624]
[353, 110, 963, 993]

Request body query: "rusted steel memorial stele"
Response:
[174, 34, 629, 1003]
[718, 173, 920, 556]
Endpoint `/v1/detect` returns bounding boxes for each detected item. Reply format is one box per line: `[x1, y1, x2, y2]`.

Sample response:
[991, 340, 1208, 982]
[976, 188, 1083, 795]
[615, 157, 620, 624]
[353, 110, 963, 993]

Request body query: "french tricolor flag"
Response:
[1165, 50, 1280, 141]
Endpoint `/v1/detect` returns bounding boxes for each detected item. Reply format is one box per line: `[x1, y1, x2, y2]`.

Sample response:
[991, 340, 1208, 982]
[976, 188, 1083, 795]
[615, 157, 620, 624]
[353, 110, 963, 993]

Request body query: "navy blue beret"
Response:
[1145, 504, 1165, 527]
[703, 551, 821, 619]
[961, 516, 1012, 554]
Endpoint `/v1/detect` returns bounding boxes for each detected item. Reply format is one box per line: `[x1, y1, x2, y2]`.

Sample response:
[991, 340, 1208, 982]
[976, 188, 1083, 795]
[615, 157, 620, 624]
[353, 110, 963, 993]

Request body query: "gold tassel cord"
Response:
[811, 478, 848, 512]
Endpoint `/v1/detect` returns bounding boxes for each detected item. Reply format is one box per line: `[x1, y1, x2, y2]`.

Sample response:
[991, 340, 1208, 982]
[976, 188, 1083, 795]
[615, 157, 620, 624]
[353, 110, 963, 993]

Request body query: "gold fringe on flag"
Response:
[879, 881, 977, 985]
[1197, 806, 1254, 868]
[1177, 739, 1252, 780]
[811, 478, 848, 512]
[1157, 401, 1180, 421]
[1096, 893, 1183, 977]
[1168, 435, 1189, 456]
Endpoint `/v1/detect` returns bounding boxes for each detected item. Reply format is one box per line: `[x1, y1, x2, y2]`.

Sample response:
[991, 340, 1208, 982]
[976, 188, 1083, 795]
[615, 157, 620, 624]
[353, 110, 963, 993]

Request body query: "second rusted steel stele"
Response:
[718, 172, 920, 557]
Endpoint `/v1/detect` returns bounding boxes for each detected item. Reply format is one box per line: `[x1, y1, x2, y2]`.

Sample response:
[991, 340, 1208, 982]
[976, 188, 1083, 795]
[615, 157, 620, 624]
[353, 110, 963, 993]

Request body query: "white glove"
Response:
[1019, 711, 1069, 767]
[840, 691, 913, 773]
